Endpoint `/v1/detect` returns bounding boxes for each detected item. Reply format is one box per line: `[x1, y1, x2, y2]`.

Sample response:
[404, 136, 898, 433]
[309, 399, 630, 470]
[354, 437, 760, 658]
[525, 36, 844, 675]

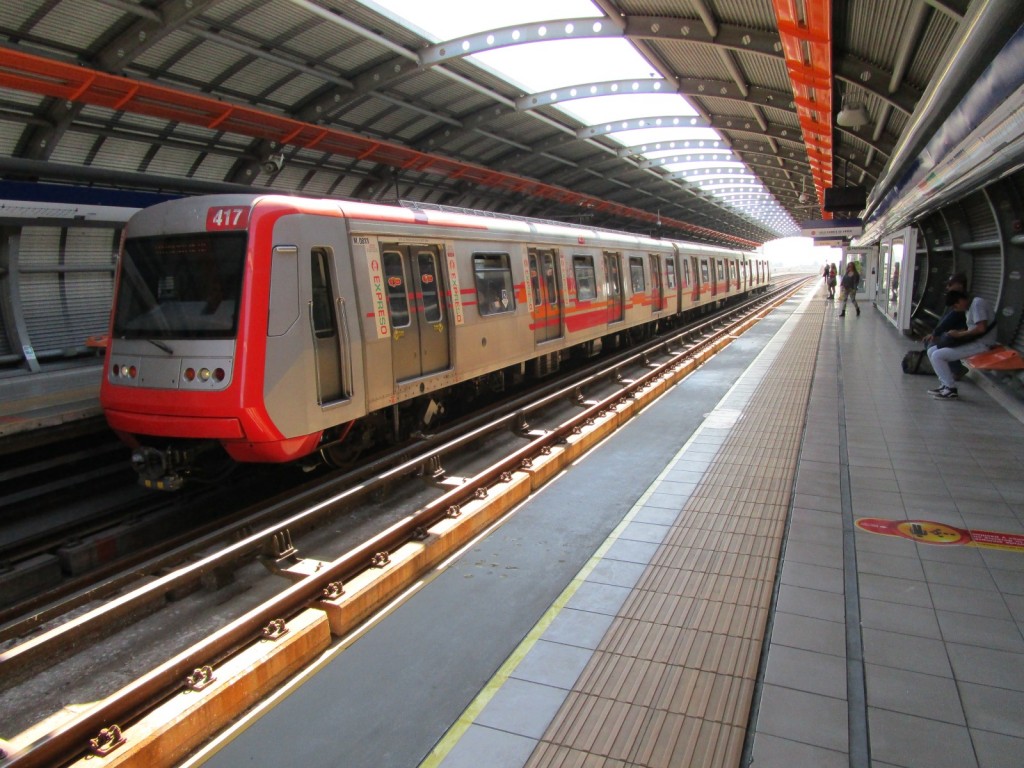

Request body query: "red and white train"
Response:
[100, 194, 770, 488]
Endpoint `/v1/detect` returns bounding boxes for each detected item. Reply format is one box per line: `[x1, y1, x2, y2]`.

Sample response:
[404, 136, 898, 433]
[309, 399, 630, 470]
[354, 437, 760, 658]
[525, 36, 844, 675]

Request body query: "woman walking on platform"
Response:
[839, 263, 861, 316]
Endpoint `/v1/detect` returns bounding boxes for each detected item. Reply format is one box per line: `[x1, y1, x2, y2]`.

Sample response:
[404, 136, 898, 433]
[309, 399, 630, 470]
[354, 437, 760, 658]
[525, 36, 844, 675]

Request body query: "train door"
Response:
[310, 247, 345, 404]
[380, 243, 450, 381]
[528, 248, 563, 343]
[604, 252, 624, 322]
[665, 256, 678, 312]
[649, 254, 664, 311]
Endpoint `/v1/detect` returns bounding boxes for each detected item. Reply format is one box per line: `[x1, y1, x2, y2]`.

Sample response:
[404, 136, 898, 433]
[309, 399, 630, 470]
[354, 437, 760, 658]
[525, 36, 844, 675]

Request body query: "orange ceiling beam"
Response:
[0, 48, 762, 248]
[772, 0, 833, 219]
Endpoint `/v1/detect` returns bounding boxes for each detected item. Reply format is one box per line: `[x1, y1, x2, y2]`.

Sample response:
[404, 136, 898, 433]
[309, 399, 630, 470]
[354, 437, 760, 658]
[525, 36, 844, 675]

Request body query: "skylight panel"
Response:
[358, 0, 602, 41]
[358, 0, 796, 236]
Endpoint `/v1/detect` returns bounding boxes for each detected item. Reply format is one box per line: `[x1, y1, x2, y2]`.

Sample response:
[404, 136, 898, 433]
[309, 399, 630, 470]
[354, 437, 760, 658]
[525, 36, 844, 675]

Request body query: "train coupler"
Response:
[131, 446, 187, 490]
[139, 474, 184, 491]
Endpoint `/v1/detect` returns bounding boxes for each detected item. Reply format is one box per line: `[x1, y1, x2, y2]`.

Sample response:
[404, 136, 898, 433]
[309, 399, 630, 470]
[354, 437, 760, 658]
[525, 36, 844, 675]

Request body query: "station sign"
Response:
[800, 218, 864, 238]
[813, 238, 847, 246]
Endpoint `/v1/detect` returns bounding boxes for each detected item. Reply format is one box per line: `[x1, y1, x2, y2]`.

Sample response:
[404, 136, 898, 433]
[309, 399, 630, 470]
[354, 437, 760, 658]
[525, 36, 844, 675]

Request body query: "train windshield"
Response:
[113, 233, 246, 339]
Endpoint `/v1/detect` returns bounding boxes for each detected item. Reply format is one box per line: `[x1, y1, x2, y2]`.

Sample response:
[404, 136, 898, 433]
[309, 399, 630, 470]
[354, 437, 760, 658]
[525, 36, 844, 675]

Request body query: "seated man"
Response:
[923, 273, 968, 344]
[926, 289, 998, 400]
[923, 273, 969, 378]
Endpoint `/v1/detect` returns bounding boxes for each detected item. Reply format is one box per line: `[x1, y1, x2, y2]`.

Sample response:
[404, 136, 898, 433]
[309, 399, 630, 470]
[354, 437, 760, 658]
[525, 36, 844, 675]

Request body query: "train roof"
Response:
[127, 193, 757, 258]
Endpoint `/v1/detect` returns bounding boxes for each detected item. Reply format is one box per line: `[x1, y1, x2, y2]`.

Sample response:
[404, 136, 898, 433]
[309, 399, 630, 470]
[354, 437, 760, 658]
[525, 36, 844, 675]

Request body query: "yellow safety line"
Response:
[420, 412, 709, 767]
[421, 286, 812, 766]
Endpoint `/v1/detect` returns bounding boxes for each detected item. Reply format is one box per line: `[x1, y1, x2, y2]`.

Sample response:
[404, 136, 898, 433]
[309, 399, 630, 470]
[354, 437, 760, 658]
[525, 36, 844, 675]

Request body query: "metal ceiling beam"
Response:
[0, 48, 759, 247]
[17, 0, 216, 162]
[576, 115, 712, 140]
[623, 17, 782, 58]
[277, 8, 797, 232]
[770, 0, 834, 216]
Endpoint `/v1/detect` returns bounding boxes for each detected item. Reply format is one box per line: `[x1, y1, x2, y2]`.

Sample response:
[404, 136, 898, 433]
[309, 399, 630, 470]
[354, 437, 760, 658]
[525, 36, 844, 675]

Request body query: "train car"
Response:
[100, 194, 769, 489]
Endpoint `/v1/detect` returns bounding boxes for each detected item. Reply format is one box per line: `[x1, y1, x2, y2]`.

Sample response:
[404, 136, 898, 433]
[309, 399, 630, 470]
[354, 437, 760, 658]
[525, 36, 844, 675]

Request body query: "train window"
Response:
[717, 261, 725, 281]
[666, 259, 677, 289]
[417, 251, 442, 323]
[310, 248, 337, 339]
[113, 232, 245, 339]
[700, 260, 710, 284]
[381, 251, 411, 328]
[573, 255, 597, 301]
[528, 254, 542, 307]
[474, 252, 516, 315]
[629, 257, 645, 293]
[683, 259, 691, 285]
[542, 253, 559, 306]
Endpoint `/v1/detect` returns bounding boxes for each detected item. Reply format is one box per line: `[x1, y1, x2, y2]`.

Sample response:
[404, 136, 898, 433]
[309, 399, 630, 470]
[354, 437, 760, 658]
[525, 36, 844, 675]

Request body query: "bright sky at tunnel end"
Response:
[357, 0, 798, 238]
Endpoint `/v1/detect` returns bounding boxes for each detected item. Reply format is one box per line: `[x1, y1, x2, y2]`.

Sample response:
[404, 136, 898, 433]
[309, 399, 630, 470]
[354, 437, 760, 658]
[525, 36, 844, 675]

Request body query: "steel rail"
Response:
[1, 279, 805, 768]
[0, 280, 799, 659]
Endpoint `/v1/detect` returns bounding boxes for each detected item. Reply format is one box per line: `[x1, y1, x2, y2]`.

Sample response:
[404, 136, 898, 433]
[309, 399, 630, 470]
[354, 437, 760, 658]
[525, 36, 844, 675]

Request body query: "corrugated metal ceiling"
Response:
[0, 0, 1000, 247]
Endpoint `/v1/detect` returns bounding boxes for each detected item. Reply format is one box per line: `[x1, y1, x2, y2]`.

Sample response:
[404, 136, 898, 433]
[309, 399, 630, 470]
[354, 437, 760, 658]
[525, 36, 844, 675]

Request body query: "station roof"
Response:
[0, 0, 1008, 248]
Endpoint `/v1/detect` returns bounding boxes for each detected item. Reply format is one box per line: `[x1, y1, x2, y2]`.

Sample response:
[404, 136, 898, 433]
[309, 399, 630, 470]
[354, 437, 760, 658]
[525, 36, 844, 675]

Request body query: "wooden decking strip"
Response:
[525, 298, 825, 768]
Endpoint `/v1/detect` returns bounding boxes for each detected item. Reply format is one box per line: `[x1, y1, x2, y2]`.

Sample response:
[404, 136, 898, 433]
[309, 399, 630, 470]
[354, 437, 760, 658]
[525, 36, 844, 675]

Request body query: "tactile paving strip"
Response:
[525, 297, 825, 768]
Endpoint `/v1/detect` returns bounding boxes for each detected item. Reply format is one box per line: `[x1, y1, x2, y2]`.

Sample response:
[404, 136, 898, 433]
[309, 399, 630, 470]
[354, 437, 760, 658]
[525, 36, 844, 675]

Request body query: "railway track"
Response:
[0, 279, 806, 767]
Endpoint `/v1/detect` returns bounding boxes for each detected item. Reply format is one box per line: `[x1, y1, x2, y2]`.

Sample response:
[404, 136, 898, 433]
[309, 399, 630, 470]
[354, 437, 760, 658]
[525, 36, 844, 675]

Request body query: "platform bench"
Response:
[964, 345, 1024, 371]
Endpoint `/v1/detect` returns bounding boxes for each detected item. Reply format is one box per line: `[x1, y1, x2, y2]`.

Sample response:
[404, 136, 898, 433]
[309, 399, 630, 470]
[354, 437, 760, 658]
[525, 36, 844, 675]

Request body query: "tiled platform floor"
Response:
[430, 284, 1024, 768]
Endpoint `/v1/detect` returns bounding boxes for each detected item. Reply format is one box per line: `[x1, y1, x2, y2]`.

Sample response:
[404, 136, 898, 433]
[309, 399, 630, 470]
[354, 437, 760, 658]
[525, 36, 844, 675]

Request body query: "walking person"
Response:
[926, 288, 998, 399]
[838, 262, 861, 316]
[827, 263, 837, 300]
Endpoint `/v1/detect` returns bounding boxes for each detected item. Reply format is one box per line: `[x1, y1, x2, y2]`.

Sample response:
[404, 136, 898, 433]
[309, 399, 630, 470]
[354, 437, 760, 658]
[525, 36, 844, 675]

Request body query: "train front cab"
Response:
[258, 205, 369, 463]
[99, 196, 372, 486]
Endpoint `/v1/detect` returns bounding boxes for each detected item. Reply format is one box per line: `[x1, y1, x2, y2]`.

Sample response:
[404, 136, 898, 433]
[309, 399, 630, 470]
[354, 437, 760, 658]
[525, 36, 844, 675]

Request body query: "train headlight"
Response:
[112, 364, 120, 377]
[128, 365, 137, 378]
[120, 365, 130, 377]
[213, 368, 225, 382]
[199, 368, 211, 381]
[184, 368, 196, 381]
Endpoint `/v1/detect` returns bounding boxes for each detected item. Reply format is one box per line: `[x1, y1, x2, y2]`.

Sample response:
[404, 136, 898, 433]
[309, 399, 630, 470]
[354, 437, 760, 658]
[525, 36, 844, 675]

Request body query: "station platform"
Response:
[192, 283, 1024, 768]
[0, 363, 102, 440]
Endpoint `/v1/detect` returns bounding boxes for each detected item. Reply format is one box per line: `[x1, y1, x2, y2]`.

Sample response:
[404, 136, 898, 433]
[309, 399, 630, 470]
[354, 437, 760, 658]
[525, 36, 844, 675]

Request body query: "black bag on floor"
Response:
[902, 348, 934, 375]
